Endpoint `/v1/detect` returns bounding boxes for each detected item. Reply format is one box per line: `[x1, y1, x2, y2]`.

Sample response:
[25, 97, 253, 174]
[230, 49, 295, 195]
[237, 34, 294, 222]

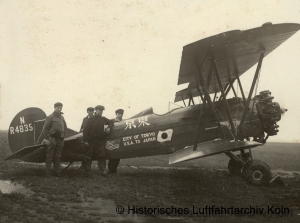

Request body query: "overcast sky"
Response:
[1, 0, 300, 142]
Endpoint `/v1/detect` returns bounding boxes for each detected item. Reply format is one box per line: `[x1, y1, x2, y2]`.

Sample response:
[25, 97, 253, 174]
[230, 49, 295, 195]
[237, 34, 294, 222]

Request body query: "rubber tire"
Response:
[242, 160, 272, 186]
[228, 158, 242, 175]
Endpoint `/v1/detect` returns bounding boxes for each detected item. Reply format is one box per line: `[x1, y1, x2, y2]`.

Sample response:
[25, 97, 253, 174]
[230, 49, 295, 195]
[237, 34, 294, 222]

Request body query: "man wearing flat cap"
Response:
[83, 105, 112, 176]
[43, 102, 67, 177]
[80, 107, 94, 132]
[108, 109, 124, 174]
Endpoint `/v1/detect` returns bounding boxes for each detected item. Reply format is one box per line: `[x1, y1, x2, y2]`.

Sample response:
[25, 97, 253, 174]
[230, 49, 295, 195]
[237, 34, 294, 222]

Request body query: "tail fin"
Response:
[8, 107, 46, 154]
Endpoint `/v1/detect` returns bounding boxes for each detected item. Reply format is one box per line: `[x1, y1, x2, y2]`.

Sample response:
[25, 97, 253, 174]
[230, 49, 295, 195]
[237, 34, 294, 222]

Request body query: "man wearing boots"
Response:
[83, 105, 112, 176]
[108, 109, 124, 174]
[43, 102, 67, 177]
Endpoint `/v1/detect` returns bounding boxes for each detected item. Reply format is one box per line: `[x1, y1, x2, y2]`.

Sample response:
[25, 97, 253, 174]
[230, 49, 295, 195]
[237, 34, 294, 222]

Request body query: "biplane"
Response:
[5, 22, 299, 186]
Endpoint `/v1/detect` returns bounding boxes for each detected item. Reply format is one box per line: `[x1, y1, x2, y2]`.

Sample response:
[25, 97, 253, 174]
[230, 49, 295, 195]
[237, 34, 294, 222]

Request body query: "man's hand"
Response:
[84, 142, 89, 146]
[105, 127, 110, 133]
[42, 139, 51, 146]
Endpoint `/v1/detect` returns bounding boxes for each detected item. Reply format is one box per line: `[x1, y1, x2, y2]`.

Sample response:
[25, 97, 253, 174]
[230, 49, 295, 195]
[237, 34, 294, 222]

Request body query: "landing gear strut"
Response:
[226, 150, 271, 186]
[228, 158, 242, 175]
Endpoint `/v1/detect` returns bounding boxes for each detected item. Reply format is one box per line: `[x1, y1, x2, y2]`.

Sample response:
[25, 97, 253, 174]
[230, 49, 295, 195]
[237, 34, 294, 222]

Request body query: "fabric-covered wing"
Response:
[175, 23, 300, 102]
[4, 144, 47, 161]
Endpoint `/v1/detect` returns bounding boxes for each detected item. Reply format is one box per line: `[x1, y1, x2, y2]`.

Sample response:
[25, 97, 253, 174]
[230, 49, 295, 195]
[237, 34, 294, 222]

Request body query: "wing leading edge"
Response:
[175, 23, 300, 102]
[169, 140, 262, 164]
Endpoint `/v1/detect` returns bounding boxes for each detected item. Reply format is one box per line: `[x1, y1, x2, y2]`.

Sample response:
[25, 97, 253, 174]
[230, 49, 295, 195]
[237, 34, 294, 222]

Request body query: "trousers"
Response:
[85, 139, 106, 172]
[108, 159, 120, 173]
[46, 138, 64, 174]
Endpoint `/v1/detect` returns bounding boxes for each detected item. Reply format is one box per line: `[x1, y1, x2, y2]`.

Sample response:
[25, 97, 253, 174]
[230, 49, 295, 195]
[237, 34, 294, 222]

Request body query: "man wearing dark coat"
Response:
[78, 107, 94, 170]
[79, 107, 94, 132]
[108, 109, 124, 174]
[83, 105, 112, 176]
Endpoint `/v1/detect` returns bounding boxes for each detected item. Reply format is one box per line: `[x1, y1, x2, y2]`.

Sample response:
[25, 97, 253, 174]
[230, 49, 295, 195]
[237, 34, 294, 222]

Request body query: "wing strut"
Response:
[181, 95, 187, 107]
[188, 96, 195, 106]
[235, 72, 246, 102]
[192, 56, 225, 150]
[213, 92, 218, 102]
[240, 51, 265, 127]
[196, 86, 205, 102]
[228, 78, 238, 98]
[213, 59, 237, 139]
[218, 83, 229, 101]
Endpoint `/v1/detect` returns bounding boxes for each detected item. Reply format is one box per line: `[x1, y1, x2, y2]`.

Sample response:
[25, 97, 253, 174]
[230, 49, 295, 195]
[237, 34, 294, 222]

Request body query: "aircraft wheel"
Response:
[228, 158, 242, 175]
[242, 160, 271, 186]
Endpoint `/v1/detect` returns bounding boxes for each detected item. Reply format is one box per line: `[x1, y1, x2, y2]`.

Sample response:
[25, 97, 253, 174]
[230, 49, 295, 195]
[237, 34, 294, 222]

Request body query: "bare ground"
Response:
[0, 131, 300, 223]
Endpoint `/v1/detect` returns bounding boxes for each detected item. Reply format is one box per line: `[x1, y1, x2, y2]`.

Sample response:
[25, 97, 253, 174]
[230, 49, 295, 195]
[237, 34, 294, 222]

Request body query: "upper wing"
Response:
[175, 23, 300, 102]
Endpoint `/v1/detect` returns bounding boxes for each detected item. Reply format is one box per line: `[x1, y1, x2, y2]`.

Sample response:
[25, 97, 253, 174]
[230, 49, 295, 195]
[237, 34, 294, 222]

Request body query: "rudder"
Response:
[8, 107, 46, 154]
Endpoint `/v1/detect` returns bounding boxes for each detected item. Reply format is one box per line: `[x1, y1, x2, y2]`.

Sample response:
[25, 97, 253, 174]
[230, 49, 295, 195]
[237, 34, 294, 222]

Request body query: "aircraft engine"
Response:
[255, 90, 284, 136]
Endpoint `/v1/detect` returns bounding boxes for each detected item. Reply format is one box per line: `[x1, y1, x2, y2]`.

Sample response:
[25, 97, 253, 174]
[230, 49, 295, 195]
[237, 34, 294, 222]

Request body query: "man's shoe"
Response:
[108, 171, 118, 175]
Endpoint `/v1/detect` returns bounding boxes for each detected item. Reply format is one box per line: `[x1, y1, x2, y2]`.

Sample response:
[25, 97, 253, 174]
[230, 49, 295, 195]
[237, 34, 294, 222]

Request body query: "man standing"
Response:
[79, 107, 94, 132]
[83, 105, 112, 176]
[108, 109, 124, 174]
[78, 107, 94, 170]
[43, 102, 67, 177]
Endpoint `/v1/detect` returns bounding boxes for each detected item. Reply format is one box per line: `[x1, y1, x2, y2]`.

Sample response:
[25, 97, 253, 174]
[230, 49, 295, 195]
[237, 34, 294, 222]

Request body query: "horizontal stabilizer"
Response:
[4, 144, 47, 161]
[64, 132, 83, 141]
[65, 128, 79, 137]
[169, 140, 261, 164]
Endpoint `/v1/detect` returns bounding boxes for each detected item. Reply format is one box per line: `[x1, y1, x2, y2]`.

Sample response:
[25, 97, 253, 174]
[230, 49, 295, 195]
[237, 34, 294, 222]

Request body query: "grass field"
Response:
[0, 130, 300, 223]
